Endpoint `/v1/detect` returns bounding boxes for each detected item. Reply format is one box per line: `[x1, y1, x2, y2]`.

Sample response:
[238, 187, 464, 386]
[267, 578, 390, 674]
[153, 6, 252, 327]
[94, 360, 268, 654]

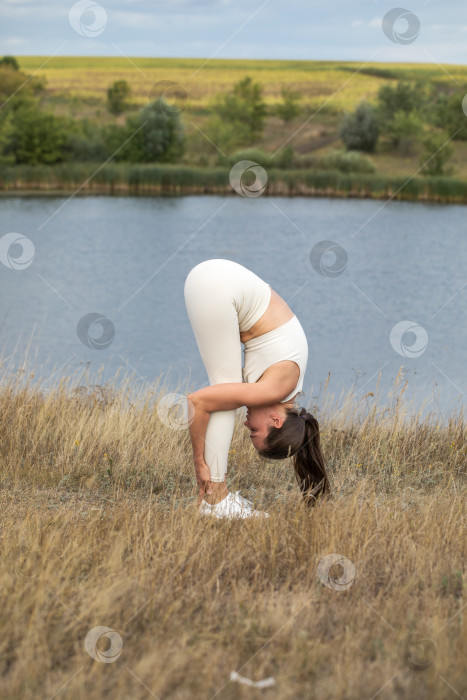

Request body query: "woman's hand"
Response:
[195, 460, 213, 505]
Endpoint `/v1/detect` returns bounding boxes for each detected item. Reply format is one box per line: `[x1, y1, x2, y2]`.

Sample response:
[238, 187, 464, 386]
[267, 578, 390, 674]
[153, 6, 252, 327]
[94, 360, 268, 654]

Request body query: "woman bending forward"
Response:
[184, 259, 330, 519]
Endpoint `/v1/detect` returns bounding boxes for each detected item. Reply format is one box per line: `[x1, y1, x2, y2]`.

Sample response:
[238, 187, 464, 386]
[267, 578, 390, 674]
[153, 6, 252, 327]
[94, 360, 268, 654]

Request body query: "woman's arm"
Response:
[187, 379, 290, 466]
[188, 379, 289, 414]
[186, 397, 214, 502]
[187, 394, 211, 466]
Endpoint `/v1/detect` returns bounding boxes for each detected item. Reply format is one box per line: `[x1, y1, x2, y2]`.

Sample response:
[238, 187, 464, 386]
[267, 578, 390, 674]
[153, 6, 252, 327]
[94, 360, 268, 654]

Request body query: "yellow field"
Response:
[17, 55, 467, 112]
[0, 360, 465, 699]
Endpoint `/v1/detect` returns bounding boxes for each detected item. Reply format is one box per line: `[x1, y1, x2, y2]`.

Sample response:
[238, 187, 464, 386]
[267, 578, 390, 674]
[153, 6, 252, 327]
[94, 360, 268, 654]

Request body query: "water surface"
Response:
[0, 194, 465, 422]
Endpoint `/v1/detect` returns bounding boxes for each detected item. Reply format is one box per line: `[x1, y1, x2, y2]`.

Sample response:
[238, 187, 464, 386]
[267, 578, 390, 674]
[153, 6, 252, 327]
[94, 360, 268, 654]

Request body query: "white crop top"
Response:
[242, 315, 308, 403]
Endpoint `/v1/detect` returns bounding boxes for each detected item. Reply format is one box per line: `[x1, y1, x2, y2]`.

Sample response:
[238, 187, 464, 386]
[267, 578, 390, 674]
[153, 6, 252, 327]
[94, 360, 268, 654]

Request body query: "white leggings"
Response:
[184, 259, 271, 482]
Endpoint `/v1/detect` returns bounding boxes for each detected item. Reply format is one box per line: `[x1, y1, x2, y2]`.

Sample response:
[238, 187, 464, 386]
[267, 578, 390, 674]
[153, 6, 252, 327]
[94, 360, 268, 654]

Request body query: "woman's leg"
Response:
[184, 262, 243, 489]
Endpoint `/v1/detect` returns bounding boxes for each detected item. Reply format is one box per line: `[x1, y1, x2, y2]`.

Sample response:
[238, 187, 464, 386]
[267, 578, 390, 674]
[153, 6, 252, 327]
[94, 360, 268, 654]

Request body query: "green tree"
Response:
[0, 109, 15, 164]
[275, 86, 301, 123]
[0, 65, 45, 109]
[67, 117, 108, 161]
[339, 101, 379, 152]
[209, 76, 267, 151]
[385, 109, 425, 152]
[430, 89, 467, 141]
[377, 80, 427, 125]
[106, 98, 185, 162]
[0, 55, 19, 70]
[107, 80, 131, 115]
[419, 131, 454, 176]
[5, 101, 71, 164]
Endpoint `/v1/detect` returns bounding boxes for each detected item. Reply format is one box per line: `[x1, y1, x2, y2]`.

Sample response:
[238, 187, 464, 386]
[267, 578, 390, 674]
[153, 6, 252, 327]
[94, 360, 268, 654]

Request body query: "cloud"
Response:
[110, 9, 225, 29]
[428, 24, 451, 31]
[1, 36, 29, 45]
[0, 0, 466, 64]
[107, 0, 232, 7]
[0, 2, 59, 18]
[368, 41, 467, 64]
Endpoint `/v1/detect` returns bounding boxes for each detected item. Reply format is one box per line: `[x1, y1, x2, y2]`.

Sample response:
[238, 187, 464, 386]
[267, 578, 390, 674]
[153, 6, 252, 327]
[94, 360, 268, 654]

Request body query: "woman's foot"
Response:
[199, 491, 269, 519]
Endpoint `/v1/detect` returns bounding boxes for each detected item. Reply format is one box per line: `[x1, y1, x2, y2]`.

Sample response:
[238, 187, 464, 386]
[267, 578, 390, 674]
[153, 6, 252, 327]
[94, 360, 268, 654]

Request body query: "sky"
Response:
[0, 0, 466, 65]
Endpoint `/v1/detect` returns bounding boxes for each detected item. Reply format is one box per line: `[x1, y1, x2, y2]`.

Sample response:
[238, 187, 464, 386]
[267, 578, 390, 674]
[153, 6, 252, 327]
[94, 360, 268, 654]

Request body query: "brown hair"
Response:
[257, 407, 331, 506]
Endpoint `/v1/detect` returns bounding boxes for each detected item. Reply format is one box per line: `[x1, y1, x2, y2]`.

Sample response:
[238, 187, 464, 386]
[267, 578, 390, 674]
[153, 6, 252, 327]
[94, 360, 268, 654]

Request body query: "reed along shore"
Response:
[2, 163, 467, 203]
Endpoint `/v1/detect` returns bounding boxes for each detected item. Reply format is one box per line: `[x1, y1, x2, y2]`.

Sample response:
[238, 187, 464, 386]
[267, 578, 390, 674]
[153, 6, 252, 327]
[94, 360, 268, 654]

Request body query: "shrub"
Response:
[0, 109, 15, 165]
[0, 66, 45, 107]
[318, 148, 376, 173]
[377, 80, 428, 126]
[216, 145, 295, 171]
[292, 153, 319, 169]
[273, 145, 295, 169]
[106, 97, 185, 163]
[219, 76, 267, 139]
[339, 101, 379, 152]
[419, 131, 454, 176]
[384, 110, 425, 153]
[0, 55, 19, 70]
[430, 89, 467, 141]
[208, 76, 267, 152]
[218, 148, 273, 169]
[107, 80, 131, 115]
[66, 118, 108, 161]
[275, 86, 301, 123]
[3, 101, 72, 164]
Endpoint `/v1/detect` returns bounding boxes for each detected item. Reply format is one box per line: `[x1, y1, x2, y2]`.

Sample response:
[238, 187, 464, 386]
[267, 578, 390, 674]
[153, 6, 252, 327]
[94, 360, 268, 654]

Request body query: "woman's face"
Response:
[243, 405, 286, 451]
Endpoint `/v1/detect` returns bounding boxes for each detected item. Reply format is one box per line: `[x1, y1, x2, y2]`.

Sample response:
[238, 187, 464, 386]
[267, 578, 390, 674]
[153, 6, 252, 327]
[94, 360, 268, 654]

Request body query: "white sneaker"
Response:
[199, 491, 269, 519]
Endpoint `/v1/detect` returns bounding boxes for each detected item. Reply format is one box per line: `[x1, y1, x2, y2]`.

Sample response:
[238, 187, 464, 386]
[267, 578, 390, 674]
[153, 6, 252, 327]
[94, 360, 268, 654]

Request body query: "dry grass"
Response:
[0, 356, 465, 699]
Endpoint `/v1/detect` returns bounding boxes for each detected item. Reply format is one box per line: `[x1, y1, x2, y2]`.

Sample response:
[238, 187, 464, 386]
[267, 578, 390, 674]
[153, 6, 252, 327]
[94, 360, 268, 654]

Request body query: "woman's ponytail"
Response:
[257, 407, 331, 506]
[293, 409, 331, 506]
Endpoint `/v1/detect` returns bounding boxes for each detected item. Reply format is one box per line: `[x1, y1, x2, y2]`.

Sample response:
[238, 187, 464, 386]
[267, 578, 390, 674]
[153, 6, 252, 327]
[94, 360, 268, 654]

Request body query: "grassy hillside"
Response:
[4, 56, 467, 194]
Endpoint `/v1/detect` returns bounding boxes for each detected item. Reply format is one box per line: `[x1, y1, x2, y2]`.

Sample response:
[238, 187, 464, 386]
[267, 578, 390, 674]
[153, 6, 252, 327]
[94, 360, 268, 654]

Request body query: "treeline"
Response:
[339, 81, 467, 175]
[0, 55, 466, 179]
[0, 56, 184, 167]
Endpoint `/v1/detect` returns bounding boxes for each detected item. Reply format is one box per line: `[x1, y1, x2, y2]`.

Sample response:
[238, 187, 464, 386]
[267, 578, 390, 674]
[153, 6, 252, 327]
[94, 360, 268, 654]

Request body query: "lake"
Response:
[0, 194, 465, 424]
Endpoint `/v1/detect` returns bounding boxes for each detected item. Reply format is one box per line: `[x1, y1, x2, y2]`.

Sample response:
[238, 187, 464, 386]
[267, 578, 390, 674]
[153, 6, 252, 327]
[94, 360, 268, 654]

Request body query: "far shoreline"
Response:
[1, 164, 467, 204]
[0, 185, 466, 205]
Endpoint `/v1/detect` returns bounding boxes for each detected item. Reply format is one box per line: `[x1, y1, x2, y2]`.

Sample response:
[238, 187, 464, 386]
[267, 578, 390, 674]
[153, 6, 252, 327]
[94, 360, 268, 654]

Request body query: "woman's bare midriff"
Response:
[239, 286, 294, 343]
[240, 286, 299, 403]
